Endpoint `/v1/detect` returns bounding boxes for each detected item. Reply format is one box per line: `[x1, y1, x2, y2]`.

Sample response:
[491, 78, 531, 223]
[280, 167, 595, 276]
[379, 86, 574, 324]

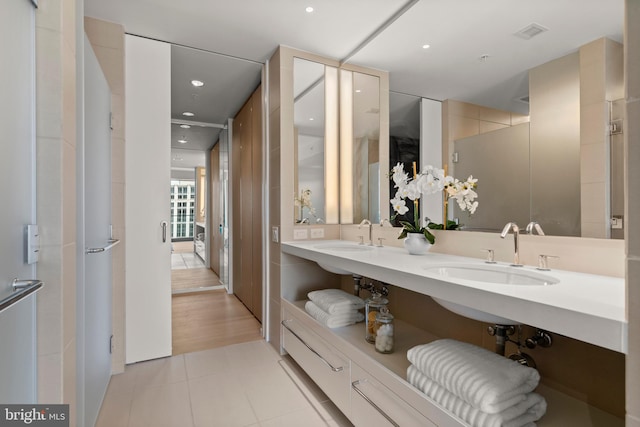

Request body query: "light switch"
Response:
[271, 226, 279, 243]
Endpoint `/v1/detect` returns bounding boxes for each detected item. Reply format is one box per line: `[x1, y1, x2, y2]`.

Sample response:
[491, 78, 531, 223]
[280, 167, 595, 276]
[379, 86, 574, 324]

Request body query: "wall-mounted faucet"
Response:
[359, 219, 373, 245]
[500, 222, 522, 266]
[525, 221, 545, 235]
[379, 218, 392, 227]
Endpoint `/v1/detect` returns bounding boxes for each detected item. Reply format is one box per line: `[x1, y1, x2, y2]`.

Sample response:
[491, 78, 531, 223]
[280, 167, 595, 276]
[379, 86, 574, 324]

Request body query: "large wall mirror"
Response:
[441, 38, 623, 239]
[293, 57, 338, 224]
[340, 70, 382, 224]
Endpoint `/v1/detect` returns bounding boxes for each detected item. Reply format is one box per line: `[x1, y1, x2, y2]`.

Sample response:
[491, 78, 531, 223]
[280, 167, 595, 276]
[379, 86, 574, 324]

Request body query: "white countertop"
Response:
[281, 239, 627, 353]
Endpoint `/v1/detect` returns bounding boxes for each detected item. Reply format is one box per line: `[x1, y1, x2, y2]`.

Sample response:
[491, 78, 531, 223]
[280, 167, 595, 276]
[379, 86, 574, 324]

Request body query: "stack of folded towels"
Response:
[407, 339, 547, 427]
[305, 289, 364, 328]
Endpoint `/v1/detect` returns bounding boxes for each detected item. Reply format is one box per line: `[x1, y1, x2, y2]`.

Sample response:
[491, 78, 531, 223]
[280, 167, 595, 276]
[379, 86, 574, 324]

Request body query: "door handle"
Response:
[161, 221, 168, 242]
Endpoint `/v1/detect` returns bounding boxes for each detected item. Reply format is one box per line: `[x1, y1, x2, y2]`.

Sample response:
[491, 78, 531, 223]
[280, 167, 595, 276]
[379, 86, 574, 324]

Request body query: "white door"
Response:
[0, 0, 38, 403]
[79, 35, 113, 426]
[125, 35, 172, 363]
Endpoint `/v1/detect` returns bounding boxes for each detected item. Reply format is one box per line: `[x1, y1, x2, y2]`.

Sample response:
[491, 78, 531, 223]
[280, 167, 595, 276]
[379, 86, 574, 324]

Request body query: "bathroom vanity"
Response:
[280, 239, 626, 426]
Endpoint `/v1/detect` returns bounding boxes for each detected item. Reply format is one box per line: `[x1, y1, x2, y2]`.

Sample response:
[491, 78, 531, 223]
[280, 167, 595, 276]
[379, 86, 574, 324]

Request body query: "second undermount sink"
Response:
[423, 263, 559, 286]
[425, 263, 559, 325]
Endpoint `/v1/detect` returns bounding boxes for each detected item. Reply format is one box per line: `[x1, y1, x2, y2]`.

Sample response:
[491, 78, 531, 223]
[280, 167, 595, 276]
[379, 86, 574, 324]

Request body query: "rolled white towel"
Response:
[305, 301, 364, 328]
[407, 339, 540, 414]
[307, 289, 365, 314]
[408, 365, 546, 427]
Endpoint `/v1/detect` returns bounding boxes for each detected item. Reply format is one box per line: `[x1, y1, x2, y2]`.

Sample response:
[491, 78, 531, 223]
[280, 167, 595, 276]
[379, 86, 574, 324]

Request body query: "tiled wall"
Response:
[626, 0, 640, 424]
[580, 38, 624, 238]
[34, 0, 78, 422]
[441, 99, 529, 169]
[84, 17, 126, 374]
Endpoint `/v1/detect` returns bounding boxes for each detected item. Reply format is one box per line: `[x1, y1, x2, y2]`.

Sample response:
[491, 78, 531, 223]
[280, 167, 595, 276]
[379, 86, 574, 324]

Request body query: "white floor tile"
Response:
[259, 407, 328, 427]
[239, 362, 313, 421]
[189, 371, 258, 427]
[128, 381, 194, 427]
[132, 355, 187, 389]
[95, 387, 132, 427]
[184, 346, 231, 379]
[98, 340, 352, 427]
[224, 340, 281, 372]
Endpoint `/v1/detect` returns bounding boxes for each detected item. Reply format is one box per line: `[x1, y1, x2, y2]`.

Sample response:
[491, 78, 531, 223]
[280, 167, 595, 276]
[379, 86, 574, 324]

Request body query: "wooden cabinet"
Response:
[231, 86, 263, 321]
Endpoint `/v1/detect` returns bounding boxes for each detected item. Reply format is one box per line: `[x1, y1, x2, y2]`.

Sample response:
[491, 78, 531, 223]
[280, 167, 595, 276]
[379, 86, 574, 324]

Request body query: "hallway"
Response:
[172, 290, 262, 355]
[95, 340, 352, 427]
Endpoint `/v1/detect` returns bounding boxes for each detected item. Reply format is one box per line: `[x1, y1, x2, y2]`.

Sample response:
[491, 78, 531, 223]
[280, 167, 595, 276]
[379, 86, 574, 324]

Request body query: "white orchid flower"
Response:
[391, 197, 409, 215]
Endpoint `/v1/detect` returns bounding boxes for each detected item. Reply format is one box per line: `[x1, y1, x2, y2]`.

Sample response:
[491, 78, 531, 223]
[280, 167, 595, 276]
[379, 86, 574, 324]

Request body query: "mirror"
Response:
[293, 58, 338, 224]
[445, 38, 624, 239]
[340, 70, 381, 224]
[388, 37, 624, 239]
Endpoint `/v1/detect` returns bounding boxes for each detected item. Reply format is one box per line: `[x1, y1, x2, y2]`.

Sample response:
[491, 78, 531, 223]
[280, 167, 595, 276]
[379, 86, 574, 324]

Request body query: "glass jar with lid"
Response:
[374, 307, 394, 354]
[365, 292, 388, 343]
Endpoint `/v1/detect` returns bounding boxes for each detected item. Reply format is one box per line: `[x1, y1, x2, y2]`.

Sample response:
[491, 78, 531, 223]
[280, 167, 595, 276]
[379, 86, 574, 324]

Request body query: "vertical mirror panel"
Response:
[341, 71, 381, 224]
[294, 58, 335, 224]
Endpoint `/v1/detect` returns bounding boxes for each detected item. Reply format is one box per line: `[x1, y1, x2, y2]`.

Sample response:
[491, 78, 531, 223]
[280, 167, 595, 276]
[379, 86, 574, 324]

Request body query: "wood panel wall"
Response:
[209, 143, 221, 276]
[232, 85, 263, 322]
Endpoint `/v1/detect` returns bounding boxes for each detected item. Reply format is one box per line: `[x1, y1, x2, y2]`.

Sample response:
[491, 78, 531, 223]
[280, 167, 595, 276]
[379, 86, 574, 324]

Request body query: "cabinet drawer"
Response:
[351, 362, 436, 427]
[282, 318, 351, 416]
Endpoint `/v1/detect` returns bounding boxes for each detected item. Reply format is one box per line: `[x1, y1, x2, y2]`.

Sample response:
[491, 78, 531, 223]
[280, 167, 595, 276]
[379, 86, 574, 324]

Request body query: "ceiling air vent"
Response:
[514, 23, 548, 40]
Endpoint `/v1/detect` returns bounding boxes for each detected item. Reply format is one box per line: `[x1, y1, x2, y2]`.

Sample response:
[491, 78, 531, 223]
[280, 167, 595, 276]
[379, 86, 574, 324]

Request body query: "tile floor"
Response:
[172, 251, 206, 270]
[96, 340, 353, 427]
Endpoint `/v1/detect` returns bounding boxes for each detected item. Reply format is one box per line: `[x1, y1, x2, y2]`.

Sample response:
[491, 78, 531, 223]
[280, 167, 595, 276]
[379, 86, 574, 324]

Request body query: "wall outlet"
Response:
[293, 228, 309, 240]
[310, 228, 325, 238]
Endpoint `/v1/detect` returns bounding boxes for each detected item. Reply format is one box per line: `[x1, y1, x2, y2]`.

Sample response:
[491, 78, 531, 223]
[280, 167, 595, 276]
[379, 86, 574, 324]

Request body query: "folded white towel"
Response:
[307, 289, 365, 314]
[305, 301, 364, 328]
[408, 365, 546, 427]
[407, 339, 540, 414]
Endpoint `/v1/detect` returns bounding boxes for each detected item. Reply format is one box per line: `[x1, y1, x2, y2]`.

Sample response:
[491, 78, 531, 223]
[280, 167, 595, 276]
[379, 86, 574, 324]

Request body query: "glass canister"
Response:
[365, 292, 388, 343]
[374, 307, 394, 354]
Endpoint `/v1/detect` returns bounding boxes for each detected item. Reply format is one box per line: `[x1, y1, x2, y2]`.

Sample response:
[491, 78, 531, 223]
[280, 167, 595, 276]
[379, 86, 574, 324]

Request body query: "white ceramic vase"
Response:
[403, 233, 432, 255]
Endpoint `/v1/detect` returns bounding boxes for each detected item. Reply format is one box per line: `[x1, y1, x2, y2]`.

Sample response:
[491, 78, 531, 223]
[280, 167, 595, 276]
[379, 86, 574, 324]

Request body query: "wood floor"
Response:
[172, 268, 221, 291]
[172, 290, 262, 355]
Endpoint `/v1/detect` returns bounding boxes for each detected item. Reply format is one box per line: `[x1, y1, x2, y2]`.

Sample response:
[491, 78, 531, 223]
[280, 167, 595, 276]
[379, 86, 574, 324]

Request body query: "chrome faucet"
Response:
[500, 222, 522, 266]
[525, 221, 545, 235]
[358, 219, 373, 245]
[379, 218, 392, 227]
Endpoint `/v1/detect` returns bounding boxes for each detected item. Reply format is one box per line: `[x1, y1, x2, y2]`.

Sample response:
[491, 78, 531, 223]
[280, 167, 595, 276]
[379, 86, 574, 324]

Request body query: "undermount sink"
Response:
[423, 263, 559, 286]
[426, 263, 559, 325]
[431, 297, 521, 325]
[314, 243, 373, 274]
[314, 243, 374, 252]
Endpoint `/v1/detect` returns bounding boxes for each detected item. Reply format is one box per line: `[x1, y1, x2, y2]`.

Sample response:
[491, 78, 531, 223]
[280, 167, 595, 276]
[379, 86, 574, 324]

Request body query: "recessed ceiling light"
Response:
[180, 124, 191, 129]
[178, 138, 187, 144]
[309, 117, 315, 121]
[422, 44, 431, 49]
[355, 89, 362, 93]
[191, 80, 204, 87]
[182, 112, 194, 117]
[306, 6, 314, 13]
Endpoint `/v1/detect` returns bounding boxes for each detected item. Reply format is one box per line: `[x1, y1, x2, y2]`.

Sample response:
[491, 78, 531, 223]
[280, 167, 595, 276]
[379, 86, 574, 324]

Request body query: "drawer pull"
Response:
[352, 380, 400, 427]
[281, 320, 344, 372]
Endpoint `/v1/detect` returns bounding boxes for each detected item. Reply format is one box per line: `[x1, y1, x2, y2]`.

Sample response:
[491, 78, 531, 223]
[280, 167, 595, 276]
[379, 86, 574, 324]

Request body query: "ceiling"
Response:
[84, 0, 624, 168]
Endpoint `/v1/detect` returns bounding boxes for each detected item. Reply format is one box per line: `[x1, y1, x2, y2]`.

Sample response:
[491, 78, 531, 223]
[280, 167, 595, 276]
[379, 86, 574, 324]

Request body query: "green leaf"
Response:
[422, 229, 435, 244]
[398, 229, 408, 239]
